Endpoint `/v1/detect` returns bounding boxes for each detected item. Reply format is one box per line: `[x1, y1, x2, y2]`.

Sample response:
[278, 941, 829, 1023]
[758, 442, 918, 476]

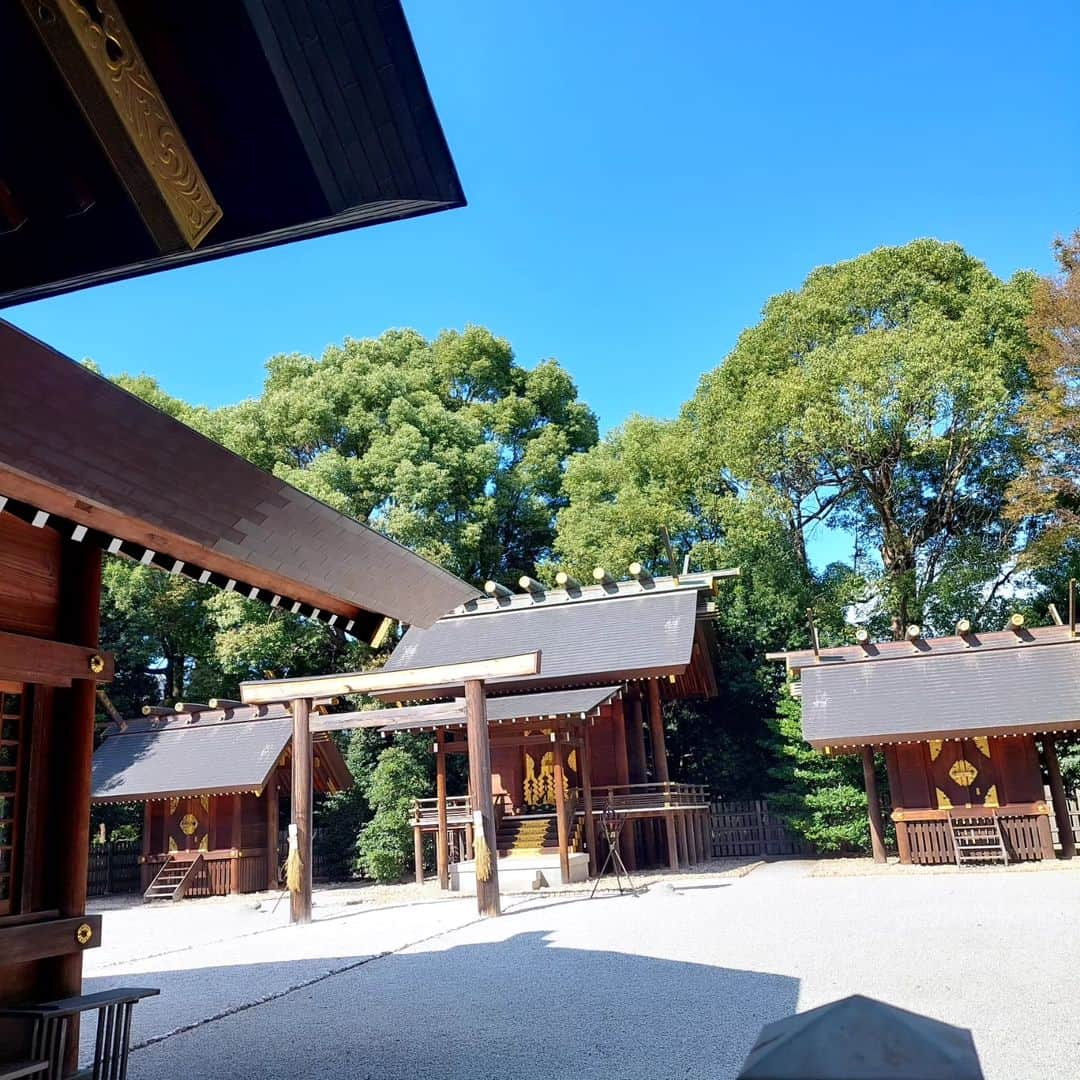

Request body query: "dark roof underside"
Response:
[0, 322, 477, 632]
[0, 0, 465, 306]
[381, 590, 701, 699]
[799, 640, 1080, 746]
[92, 717, 292, 802]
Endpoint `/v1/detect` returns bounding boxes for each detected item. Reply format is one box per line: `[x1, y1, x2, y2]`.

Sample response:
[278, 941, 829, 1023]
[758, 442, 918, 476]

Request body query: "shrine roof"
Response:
[91, 705, 351, 802]
[379, 572, 733, 700]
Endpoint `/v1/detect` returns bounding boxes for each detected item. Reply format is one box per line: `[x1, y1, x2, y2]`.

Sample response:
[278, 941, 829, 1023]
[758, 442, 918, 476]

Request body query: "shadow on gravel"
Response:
[97, 930, 799, 1080]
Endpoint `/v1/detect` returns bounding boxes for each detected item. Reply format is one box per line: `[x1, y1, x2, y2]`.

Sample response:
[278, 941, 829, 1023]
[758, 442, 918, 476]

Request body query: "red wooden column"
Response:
[465, 679, 501, 917]
[580, 725, 598, 876]
[1043, 737, 1075, 859]
[436, 730, 449, 889]
[647, 679, 670, 783]
[883, 746, 911, 865]
[553, 738, 571, 883]
[291, 697, 313, 924]
[230, 793, 242, 893]
[861, 745, 887, 864]
[413, 825, 425, 884]
[611, 699, 636, 870]
[265, 768, 280, 889]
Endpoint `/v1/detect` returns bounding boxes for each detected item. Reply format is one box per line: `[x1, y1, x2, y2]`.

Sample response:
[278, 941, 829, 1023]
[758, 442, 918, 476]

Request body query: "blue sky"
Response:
[7, 0, 1079, 566]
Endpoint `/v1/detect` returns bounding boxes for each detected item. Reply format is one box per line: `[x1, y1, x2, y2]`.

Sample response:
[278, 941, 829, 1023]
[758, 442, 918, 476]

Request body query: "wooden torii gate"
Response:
[239, 651, 542, 922]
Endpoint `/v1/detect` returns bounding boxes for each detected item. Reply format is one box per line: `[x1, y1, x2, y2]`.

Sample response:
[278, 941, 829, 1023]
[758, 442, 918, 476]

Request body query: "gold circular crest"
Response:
[88, 654, 106, 675]
[179, 813, 199, 836]
[76, 922, 93, 946]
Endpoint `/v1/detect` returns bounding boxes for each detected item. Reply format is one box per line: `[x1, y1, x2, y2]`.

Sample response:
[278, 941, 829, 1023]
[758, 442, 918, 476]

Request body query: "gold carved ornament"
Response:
[179, 813, 198, 837]
[75, 922, 93, 946]
[25, 0, 222, 249]
[948, 759, 978, 787]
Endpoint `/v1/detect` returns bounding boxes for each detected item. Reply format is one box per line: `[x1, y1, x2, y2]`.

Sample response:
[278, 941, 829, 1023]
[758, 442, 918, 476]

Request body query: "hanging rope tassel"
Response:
[285, 822, 302, 893]
[473, 811, 492, 883]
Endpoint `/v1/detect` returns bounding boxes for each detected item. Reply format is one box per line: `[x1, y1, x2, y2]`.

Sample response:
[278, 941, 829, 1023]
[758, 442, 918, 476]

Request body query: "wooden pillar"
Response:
[611, 700, 636, 870]
[628, 697, 648, 783]
[465, 821, 474, 860]
[141, 801, 153, 892]
[581, 726, 598, 876]
[643, 810, 658, 867]
[230, 793, 242, 894]
[291, 697, 313, 924]
[553, 738, 571, 883]
[675, 812, 689, 867]
[465, 678, 500, 916]
[883, 746, 911, 865]
[664, 812, 679, 871]
[48, 541, 101, 1046]
[861, 745, 887, 864]
[436, 731, 449, 890]
[1043, 737, 1075, 859]
[647, 679, 670, 784]
[265, 769, 280, 889]
[413, 825, 425, 884]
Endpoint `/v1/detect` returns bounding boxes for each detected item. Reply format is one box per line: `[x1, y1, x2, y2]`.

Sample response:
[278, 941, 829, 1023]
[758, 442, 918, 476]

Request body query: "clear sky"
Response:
[7, 0, 1079, 440]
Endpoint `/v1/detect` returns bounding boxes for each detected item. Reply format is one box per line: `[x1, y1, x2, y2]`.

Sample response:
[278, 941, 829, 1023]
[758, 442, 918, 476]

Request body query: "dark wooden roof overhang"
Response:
[0, 0, 465, 306]
[0, 322, 478, 639]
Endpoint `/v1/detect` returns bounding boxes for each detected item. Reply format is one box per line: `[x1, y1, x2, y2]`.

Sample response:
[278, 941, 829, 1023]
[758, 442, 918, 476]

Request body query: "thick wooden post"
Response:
[48, 542, 101, 1048]
[1043, 737, 1075, 859]
[265, 769, 280, 889]
[611, 700, 637, 870]
[553, 739, 571, 883]
[291, 697, 313, 924]
[436, 730, 449, 889]
[465, 678, 500, 916]
[230, 793, 242, 894]
[675, 812, 689, 866]
[581, 726, 597, 876]
[664, 810, 679, 871]
[647, 679, 670, 783]
[413, 825, 425, 884]
[628, 696, 648, 783]
[883, 746, 911, 865]
[861, 745, 887, 864]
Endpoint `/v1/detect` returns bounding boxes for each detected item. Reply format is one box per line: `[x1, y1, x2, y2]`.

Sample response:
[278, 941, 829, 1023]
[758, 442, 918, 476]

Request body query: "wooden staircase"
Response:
[143, 853, 205, 902]
[495, 815, 583, 857]
[949, 814, 1009, 867]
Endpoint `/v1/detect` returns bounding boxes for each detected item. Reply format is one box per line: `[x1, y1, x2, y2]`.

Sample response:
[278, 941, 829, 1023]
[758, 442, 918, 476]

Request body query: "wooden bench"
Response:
[0, 987, 159, 1080]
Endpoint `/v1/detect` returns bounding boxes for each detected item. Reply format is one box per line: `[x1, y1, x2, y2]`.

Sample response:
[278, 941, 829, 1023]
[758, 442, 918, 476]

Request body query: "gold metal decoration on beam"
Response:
[23, 0, 222, 251]
[948, 758, 978, 787]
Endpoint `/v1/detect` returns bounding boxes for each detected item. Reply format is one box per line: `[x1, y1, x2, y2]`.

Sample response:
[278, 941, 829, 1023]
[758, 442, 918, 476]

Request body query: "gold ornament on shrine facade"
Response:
[179, 813, 198, 836]
[948, 759, 978, 787]
[76, 922, 93, 945]
[88, 654, 105, 675]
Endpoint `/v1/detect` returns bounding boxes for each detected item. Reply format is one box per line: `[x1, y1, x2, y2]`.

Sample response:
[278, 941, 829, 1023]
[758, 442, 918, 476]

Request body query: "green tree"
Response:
[689, 239, 1035, 640]
[357, 744, 431, 882]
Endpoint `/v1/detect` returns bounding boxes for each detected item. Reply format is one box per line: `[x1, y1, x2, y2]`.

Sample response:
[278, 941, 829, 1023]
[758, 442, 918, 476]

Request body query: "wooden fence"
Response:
[1045, 786, 1080, 848]
[710, 799, 813, 858]
[86, 840, 141, 896]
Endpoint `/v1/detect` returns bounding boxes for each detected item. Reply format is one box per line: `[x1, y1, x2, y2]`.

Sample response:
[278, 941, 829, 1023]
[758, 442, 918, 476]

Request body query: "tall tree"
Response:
[688, 239, 1035, 639]
[1006, 230, 1080, 560]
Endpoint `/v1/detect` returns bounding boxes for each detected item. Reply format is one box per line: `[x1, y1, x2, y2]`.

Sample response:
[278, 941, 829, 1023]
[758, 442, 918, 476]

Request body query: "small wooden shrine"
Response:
[366, 568, 737, 888]
[773, 619, 1080, 866]
[92, 704, 352, 899]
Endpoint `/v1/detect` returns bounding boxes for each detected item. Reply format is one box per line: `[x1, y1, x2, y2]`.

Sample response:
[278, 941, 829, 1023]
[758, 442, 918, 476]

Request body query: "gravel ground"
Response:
[84, 858, 1080, 1079]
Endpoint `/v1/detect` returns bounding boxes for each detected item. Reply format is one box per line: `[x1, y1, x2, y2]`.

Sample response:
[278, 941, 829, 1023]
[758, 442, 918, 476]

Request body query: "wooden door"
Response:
[929, 738, 1000, 810]
[166, 795, 210, 852]
[0, 682, 25, 914]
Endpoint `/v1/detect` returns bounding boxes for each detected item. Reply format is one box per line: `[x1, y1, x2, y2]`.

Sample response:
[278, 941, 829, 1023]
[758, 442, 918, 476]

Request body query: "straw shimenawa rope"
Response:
[286, 823, 301, 893]
[473, 811, 492, 883]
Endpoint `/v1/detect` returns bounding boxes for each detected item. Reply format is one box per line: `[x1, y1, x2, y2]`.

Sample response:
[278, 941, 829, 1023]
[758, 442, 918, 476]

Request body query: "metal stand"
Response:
[590, 804, 638, 897]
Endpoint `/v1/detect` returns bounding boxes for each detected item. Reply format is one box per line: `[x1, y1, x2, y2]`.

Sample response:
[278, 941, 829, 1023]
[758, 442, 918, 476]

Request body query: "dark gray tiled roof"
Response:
[799, 639, 1080, 746]
[92, 717, 292, 802]
[382, 588, 702, 697]
[375, 686, 621, 732]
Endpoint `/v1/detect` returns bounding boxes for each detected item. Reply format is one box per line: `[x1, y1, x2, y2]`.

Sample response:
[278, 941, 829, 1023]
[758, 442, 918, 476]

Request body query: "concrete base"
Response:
[449, 852, 588, 893]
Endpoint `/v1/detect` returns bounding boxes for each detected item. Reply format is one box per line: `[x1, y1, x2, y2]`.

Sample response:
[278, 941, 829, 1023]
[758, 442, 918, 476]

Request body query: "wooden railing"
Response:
[895, 804, 1054, 865]
[410, 794, 472, 828]
[583, 782, 710, 814]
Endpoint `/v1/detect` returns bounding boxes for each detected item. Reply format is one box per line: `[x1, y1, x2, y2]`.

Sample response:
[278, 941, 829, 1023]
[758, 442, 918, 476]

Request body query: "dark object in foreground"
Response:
[0, 987, 159, 1080]
[737, 994, 984, 1080]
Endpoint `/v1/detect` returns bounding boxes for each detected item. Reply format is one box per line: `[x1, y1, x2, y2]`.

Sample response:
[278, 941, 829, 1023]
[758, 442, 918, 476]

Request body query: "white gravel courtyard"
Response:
[84, 859, 1080, 1079]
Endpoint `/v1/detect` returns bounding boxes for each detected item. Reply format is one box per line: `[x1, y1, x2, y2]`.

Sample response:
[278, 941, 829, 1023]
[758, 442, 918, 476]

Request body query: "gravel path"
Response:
[85, 859, 1080, 1079]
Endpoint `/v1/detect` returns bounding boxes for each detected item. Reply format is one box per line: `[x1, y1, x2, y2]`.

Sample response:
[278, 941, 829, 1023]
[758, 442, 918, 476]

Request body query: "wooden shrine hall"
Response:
[774, 618, 1080, 867]
[91, 703, 352, 901]
[364, 568, 738, 889]
[0, 2, 471, 1069]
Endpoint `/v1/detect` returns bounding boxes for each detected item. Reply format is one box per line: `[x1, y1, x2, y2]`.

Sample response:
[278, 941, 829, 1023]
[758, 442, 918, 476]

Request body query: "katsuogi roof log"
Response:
[0, 322, 478, 640]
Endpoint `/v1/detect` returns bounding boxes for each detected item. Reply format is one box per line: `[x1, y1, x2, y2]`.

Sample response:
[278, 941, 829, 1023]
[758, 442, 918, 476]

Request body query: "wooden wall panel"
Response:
[894, 744, 934, 809]
[997, 735, 1044, 804]
[0, 515, 60, 638]
[589, 712, 619, 789]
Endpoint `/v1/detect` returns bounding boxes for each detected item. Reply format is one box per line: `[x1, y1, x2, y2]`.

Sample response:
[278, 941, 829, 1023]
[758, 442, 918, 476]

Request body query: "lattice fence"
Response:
[1046, 786, 1080, 848]
[710, 799, 814, 858]
[86, 840, 141, 896]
